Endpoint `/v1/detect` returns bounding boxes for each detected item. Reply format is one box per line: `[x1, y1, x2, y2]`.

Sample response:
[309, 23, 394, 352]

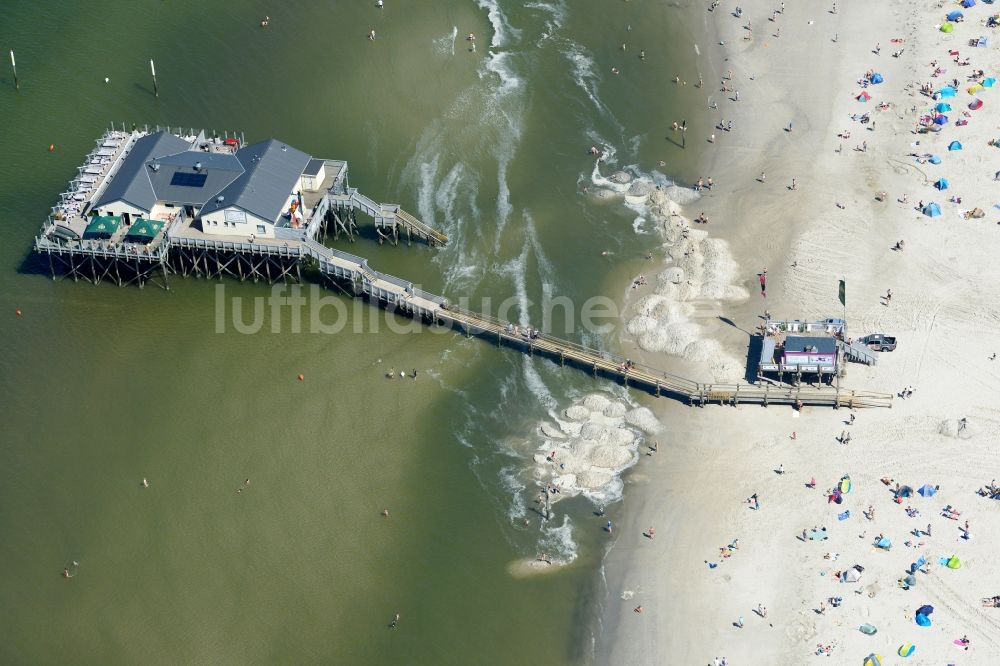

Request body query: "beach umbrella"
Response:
[933, 114, 949, 125]
[941, 22, 955, 33]
[923, 202, 942, 217]
[898, 643, 916, 657]
[969, 83, 984, 94]
[917, 484, 937, 496]
[857, 91, 872, 102]
[963, 0, 976, 7]
[929, 155, 942, 164]
[970, 98, 984, 110]
[859, 623, 878, 635]
[915, 613, 932, 626]
[871, 73, 884, 84]
[947, 10, 964, 20]
[935, 102, 952, 112]
[948, 140, 963, 150]
[904, 573, 917, 587]
[947, 555, 962, 569]
[864, 654, 883, 666]
[840, 475, 852, 493]
[938, 86, 957, 98]
[935, 178, 949, 190]
[984, 77, 996, 87]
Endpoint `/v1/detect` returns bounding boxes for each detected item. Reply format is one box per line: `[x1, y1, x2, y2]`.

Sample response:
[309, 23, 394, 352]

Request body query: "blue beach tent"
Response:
[984, 77, 996, 87]
[938, 86, 957, 98]
[929, 155, 942, 164]
[935, 178, 949, 190]
[935, 102, 952, 112]
[923, 202, 942, 217]
[947, 10, 964, 20]
[962, 0, 976, 7]
[871, 73, 884, 84]
[934, 115, 949, 125]
[918, 484, 938, 497]
[948, 140, 963, 150]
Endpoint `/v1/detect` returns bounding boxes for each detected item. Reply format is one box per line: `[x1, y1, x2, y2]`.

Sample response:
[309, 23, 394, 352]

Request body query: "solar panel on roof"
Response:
[170, 171, 208, 188]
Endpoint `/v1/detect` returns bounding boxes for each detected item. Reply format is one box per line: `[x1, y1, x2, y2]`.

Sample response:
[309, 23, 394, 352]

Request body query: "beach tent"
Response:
[915, 613, 932, 627]
[947, 10, 964, 20]
[871, 73, 884, 84]
[84, 215, 121, 239]
[935, 102, 953, 112]
[918, 484, 937, 497]
[970, 98, 984, 110]
[933, 114, 949, 125]
[859, 623, 878, 635]
[840, 475, 852, 493]
[916, 604, 934, 617]
[929, 155, 942, 164]
[984, 77, 996, 87]
[909, 555, 927, 574]
[899, 643, 916, 657]
[938, 86, 957, 98]
[923, 202, 942, 217]
[935, 178, 950, 190]
[969, 207, 985, 218]
[947, 555, 962, 569]
[901, 573, 918, 588]
[941, 22, 955, 33]
[863, 654, 883, 666]
[857, 91, 872, 102]
[969, 83, 984, 94]
[841, 568, 862, 583]
[876, 536, 892, 550]
[963, 0, 976, 7]
[896, 485, 915, 498]
[948, 140, 963, 150]
[124, 218, 165, 243]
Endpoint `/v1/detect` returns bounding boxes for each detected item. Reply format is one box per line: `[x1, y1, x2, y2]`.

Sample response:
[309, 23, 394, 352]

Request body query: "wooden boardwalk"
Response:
[435, 307, 893, 409]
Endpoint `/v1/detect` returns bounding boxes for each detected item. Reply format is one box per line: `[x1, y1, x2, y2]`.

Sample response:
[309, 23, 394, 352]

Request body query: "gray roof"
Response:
[784, 336, 838, 355]
[146, 151, 244, 206]
[199, 139, 311, 223]
[94, 132, 192, 211]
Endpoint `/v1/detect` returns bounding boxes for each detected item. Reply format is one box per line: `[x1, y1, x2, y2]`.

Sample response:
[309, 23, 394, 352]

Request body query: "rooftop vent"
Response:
[194, 161, 202, 171]
[150, 162, 160, 172]
[216, 196, 225, 203]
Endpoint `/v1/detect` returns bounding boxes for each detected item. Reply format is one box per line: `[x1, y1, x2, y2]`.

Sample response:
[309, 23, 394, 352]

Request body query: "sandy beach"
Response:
[598, 0, 1000, 663]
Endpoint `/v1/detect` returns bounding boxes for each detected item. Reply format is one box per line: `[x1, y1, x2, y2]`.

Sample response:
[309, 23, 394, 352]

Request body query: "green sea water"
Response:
[0, 1, 708, 663]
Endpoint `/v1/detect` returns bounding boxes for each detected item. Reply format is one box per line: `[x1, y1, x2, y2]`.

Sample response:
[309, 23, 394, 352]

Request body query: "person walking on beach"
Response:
[791, 178, 797, 190]
[736, 615, 744, 628]
[648, 526, 656, 539]
[959, 417, 968, 433]
[759, 171, 766, 182]
[849, 413, 855, 425]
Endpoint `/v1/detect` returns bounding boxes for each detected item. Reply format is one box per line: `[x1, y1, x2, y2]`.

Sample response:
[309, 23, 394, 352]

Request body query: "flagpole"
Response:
[10, 50, 18, 90]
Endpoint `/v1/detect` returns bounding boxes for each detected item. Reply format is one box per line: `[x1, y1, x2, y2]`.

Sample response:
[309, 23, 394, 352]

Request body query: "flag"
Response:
[838, 278, 846, 307]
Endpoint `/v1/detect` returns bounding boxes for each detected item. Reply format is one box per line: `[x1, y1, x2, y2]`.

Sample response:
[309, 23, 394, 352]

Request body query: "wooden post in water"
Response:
[150, 59, 158, 97]
[10, 50, 18, 90]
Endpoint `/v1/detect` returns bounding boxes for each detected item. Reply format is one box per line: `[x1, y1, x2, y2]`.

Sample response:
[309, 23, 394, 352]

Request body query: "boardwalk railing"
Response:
[436, 306, 893, 409]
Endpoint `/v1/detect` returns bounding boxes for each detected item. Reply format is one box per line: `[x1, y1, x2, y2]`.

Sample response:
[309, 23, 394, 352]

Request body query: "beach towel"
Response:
[838, 510, 850, 521]
[876, 537, 892, 549]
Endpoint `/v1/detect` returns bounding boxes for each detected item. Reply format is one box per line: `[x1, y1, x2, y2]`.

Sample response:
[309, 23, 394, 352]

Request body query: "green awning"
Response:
[125, 218, 165, 241]
[85, 215, 121, 237]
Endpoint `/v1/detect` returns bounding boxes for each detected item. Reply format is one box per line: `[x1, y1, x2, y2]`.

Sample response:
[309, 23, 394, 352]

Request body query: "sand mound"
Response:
[577, 469, 615, 489]
[625, 407, 661, 434]
[564, 405, 590, 421]
[580, 421, 614, 442]
[603, 401, 628, 418]
[610, 171, 633, 184]
[582, 394, 611, 412]
[540, 421, 566, 439]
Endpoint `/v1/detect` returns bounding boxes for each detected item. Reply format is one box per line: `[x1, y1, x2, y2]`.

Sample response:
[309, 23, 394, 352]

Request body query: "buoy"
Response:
[297, 373, 305, 381]
[48, 144, 55, 152]
[104, 77, 109, 84]
[15, 308, 22, 316]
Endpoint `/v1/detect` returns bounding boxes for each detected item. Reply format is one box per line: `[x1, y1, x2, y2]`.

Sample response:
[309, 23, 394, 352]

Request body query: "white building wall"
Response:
[95, 200, 148, 220]
[200, 207, 274, 238]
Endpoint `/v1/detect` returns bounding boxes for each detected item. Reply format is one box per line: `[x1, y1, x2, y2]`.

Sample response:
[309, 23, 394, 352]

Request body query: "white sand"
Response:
[599, 1, 1000, 663]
